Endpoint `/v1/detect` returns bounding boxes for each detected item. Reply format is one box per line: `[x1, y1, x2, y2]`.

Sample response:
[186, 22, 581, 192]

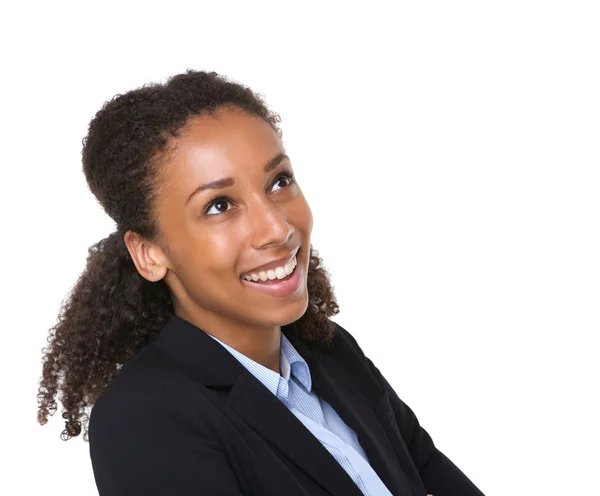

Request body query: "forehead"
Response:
[157, 107, 284, 201]
[173, 107, 281, 168]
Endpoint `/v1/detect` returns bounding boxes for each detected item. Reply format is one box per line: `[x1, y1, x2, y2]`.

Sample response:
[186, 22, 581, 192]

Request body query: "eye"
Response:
[271, 170, 296, 192]
[204, 197, 233, 216]
[203, 169, 297, 217]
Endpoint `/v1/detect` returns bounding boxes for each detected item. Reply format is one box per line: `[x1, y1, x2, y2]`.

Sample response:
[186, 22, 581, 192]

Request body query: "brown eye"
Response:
[204, 197, 233, 216]
[271, 171, 296, 192]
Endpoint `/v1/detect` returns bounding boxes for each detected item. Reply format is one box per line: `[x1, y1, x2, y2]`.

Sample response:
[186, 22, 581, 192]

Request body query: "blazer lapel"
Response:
[297, 338, 414, 496]
[226, 366, 365, 496]
[150, 315, 409, 496]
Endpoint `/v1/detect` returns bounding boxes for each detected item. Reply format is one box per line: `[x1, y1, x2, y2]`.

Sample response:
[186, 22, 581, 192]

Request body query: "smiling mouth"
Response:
[239, 248, 303, 297]
[240, 247, 300, 283]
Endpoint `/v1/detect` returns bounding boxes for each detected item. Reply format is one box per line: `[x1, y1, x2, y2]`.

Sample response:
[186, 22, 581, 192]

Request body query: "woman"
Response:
[37, 70, 485, 496]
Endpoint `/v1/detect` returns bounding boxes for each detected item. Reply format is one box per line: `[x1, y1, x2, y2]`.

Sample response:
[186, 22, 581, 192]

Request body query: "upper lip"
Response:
[242, 246, 300, 276]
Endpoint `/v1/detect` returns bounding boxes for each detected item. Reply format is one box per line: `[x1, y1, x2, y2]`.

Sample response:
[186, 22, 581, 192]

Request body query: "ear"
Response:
[123, 230, 169, 282]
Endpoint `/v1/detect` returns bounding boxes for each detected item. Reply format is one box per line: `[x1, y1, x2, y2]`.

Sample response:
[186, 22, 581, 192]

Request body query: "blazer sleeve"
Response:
[88, 391, 246, 496]
[335, 322, 486, 496]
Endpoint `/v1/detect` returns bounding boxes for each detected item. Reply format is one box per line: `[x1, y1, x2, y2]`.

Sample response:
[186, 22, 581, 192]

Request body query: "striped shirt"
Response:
[207, 331, 393, 496]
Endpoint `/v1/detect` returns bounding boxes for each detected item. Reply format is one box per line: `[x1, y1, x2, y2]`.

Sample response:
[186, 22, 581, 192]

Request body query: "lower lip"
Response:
[240, 253, 303, 297]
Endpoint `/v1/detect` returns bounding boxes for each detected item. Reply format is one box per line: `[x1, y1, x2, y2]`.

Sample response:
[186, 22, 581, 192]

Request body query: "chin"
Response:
[255, 296, 310, 328]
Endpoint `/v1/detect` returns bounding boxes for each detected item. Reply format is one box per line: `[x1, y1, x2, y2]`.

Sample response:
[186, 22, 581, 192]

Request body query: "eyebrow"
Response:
[185, 153, 290, 205]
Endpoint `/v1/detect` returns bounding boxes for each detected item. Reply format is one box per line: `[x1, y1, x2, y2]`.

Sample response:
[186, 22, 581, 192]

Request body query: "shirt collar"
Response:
[206, 331, 312, 396]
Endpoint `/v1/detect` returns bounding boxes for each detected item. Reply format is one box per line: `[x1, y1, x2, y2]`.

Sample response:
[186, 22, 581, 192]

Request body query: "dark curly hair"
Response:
[37, 70, 340, 442]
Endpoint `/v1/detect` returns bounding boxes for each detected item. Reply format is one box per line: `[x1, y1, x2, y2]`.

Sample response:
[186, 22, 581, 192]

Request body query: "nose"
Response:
[248, 198, 295, 249]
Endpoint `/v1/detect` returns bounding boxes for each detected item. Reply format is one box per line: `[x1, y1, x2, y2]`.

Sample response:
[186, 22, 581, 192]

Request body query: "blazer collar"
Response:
[150, 313, 413, 496]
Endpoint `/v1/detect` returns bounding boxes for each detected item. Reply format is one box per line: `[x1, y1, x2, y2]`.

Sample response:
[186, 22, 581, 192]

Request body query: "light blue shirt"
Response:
[207, 331, 393, 496]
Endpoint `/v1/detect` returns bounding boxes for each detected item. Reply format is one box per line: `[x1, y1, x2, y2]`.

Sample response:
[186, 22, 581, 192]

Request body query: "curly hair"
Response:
[37, 70, 340, 442]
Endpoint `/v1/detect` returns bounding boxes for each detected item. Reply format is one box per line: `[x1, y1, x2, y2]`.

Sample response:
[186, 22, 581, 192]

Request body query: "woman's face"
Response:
[151, 106, 313, 330]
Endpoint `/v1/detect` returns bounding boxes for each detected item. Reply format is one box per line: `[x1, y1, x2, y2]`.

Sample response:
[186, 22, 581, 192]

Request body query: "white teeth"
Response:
[284, 261, 293, 276]
[242, 255, 297, 282]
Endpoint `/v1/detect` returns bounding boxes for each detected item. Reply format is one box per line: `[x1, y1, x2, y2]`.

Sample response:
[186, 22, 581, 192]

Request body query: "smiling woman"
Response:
[36, 70, 484, 496]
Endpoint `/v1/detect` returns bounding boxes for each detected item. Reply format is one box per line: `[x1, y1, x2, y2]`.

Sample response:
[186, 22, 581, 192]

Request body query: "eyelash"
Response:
[203, 168, 297, 217]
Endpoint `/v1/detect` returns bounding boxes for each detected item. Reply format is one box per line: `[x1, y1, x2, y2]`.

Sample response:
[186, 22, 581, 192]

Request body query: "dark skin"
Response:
[124, 106, 314, 375]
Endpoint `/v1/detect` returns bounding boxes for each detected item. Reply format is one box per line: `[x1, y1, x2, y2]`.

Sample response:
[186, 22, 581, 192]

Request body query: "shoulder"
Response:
[320, 319, 387, 399]
[87, 349, 240, 495]
[89, 344, 215, 441]
[330, 320, 363, 350]
[93, 343, 196, 405]
[327, 319, 373, 366]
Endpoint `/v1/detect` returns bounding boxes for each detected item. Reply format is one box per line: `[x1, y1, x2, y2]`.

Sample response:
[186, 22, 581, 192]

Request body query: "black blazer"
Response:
[89, 314, 485, 495]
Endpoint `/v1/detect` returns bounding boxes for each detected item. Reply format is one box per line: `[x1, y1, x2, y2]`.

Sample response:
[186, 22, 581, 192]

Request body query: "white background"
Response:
[2, 1, 598, 494]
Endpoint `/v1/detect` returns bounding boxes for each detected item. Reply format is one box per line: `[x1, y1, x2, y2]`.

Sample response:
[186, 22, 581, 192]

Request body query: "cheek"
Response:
[304, 201, 314, 234]
[172, 231, 236, 277]
[292, 193, 313, 234]
[190, 238, 238, 276]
